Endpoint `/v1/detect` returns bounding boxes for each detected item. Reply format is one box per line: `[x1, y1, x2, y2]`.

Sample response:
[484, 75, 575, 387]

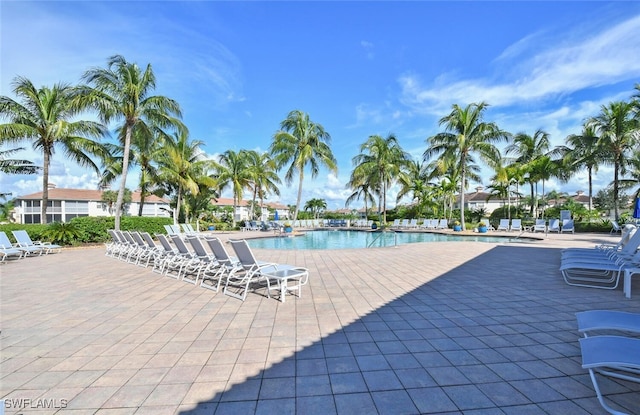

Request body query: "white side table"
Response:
[262, 267, 309, 303]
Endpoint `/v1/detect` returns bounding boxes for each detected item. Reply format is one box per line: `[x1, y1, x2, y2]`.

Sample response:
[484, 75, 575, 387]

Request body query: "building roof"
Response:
[17, 188, 169, 203]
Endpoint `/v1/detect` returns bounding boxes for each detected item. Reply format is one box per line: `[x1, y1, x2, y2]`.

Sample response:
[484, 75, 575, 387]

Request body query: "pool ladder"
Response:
[366, 229, 398, 248]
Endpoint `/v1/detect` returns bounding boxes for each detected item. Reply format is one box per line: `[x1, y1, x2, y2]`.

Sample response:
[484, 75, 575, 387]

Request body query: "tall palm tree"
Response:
[79, 55, 184, 230]
[156, 132, 214, 223]
[505, 129, 550, 216]
[424, 102, 508, 230]
[245, 150, 281, 220]
[0, 146, 39, 175]
[352, 134, 410, 224]
[215, 149, 252, 227]
[560, 125, 602, 216]
[270, 110, 337, 222]
[0, 76, 108, 223]
[588, 101, 639, 220]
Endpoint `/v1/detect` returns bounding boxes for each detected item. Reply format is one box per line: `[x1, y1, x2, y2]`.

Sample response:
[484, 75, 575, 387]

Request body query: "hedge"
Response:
[0, 216, 174, 245]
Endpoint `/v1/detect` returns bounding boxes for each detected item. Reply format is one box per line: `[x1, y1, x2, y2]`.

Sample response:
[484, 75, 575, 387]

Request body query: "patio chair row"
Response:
[559, 225, 640, 295]
[576, 310, 640, 415]
[0, 230, 62, 263]
[106, 230, 308, 302]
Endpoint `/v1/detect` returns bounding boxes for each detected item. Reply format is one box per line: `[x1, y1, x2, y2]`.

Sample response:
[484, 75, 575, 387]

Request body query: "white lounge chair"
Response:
[436, 219, 448, 229]
[562, 228, 640, 261]
[561, 219, 575, 233]
[548, 219, 560, 233]
[559, 250, 640, 290]
[533, 219, 547, 233]
[579, 335, 640, 415]
[1, 231, 43, 256]
[12, 229, 62, 254]
[225, 239, 308, 302]
[202, 236, 240, 292]
[510, 219, 523, 232]
[611, 220, 623, 234]
[497, 219, 510, 231]
[0, 245, 25, 263]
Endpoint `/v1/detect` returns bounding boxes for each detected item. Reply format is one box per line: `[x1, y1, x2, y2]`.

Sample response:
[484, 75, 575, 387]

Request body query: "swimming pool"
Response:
[247, 230, 523, 250]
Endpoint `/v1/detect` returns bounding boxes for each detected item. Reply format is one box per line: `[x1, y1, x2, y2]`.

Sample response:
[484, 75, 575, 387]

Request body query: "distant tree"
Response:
[270, 110, 337, 222]
[505, 129, 550, 216]
[304, 198, 327, 219]
[215, 149, 252, 227]
[101, 188, 131, 215]
[245, 150, 281, 220]
[588, 101, 639, 220]
[425, 103, 508, 229]
[156, 132, 215, 223]
[353, 134, 411, 224]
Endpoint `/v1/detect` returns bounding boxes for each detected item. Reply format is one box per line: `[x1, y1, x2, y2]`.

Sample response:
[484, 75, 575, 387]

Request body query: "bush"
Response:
[0, 223, 49, 244]
[0, 216, 174, 246]
[42, 222, 84, 246]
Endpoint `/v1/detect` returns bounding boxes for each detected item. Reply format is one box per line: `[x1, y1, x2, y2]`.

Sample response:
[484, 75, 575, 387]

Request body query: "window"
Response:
[65, 201, 89, 213]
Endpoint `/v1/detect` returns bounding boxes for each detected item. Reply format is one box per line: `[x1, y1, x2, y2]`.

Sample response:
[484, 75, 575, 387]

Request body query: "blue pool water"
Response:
[247, 230, 519, 250]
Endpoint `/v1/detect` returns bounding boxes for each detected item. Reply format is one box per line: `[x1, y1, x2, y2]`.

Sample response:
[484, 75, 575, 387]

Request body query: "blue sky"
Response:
[2, 1, 640, 209]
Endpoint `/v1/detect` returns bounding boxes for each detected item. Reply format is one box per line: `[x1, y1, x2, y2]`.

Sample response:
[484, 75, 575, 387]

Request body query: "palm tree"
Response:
[99, 128, 168, 216]
[424, 102, 508, 230]
[156, 131, 215, 223]
[352, 134, 411, 224]
[79, 55, 184, 230]
[0, 76, 108, 223]
[215, 149, 252, 227]
[245, 150, 281, 220]
[270, 110, 337, 222]
[588, 101, 639, 220]
[505, 129, 550, 216]
[396, 160, 430, 217]
[0, 146, 39, 175]
[560, 125, 602, 216]
[304, 198, 327, 219]
[345, 169, 377, 218]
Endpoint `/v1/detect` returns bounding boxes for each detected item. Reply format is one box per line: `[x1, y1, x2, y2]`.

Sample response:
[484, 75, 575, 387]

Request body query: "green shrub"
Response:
[42, 222, 84, 246]
[1, 216, 174, 245]
[0, 223, 49, 244]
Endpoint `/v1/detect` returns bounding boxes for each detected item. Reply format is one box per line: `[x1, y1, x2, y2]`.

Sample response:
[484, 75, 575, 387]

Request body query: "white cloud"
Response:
[398, 14, 640, 114]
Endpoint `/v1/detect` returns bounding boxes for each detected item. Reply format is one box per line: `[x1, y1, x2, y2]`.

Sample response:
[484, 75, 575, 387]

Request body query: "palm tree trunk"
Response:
[174, 184, 183, 225]
[614, 159, 620, 221]
[529, 182, 535, 216]
[460, 160, 466, 230]
[137, 172, 146, 217]
[588, 166, 593, 221]
[114, 125, 133, 230]
[41, 150, 50, 224]
[294, 168, 304, 222]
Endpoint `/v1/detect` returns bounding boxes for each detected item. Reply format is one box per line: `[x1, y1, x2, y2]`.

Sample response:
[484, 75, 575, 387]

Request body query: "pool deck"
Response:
[1, 230, 640, 414]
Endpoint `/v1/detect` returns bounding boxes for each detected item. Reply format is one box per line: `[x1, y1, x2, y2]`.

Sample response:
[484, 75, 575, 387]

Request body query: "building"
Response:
[454, 186, 509, 214]
[13, 187, 170, 224]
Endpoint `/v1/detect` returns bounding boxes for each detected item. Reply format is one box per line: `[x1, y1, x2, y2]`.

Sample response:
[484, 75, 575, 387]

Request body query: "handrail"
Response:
[366, 229, 399, 248]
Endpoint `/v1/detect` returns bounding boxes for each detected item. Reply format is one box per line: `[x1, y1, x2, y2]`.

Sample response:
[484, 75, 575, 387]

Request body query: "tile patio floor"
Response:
[1, 230, 640, 414]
